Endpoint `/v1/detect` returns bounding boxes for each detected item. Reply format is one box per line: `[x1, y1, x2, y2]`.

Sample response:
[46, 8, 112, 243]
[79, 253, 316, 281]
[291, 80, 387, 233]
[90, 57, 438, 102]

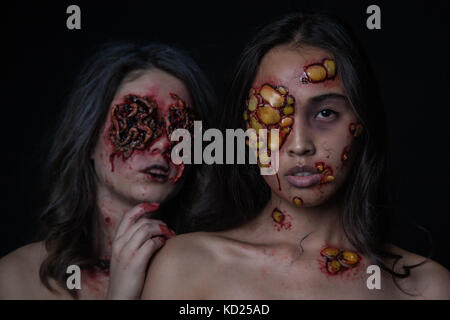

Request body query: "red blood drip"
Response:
[109, 154, 115, 172]
[275, 173, 281, 191]
[170, 162, 185, 184]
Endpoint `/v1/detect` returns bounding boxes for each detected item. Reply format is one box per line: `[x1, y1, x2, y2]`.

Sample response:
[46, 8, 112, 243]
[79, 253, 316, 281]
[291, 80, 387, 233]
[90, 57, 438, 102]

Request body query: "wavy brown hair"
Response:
[189, 12, 428, 292]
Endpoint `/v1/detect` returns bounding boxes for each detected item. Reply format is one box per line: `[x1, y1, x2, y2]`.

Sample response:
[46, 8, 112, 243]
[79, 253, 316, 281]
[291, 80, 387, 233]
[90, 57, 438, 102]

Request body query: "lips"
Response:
[284, 165, 322, 188]
[142, 163, 170, 183]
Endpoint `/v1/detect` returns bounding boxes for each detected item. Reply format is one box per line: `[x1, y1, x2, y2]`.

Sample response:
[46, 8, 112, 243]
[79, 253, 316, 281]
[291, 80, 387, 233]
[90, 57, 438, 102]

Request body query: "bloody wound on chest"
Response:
[320, 247, 360, 275]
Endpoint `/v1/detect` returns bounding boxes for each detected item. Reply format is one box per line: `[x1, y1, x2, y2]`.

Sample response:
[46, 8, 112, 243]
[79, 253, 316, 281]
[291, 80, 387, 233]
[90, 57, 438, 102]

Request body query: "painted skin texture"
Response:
[140, 45, 450, 300]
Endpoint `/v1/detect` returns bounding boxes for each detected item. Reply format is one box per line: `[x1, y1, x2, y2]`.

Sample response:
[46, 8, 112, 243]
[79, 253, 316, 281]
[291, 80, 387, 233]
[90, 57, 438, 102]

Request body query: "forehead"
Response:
[255, 44, 345, 99]
[113, 68, 192, 111]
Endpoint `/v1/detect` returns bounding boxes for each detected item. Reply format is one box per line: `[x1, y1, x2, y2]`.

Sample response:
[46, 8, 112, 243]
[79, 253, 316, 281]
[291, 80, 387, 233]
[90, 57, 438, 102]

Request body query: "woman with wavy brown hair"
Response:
[0, 42, 216, 299]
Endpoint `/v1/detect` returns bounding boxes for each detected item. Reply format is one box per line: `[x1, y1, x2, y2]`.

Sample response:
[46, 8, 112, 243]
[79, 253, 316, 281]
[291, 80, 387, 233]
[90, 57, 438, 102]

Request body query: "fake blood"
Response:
[275, 173, 281, 191]
[109, 94, 162, 169]
[82, 266, 109, 296]
[108, 93, 195, 185]
[140, 202, 160, 212]
[159, 225, 176, 239]
[318, 246, 362, 277]
[109, 93, 195, 183]
[271, 208, 292, 232]
[244, 83, 295, 170]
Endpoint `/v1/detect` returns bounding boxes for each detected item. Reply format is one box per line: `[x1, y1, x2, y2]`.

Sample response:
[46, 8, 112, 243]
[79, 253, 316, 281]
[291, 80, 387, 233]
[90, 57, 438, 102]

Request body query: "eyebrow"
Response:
[308, 93, 348, 104]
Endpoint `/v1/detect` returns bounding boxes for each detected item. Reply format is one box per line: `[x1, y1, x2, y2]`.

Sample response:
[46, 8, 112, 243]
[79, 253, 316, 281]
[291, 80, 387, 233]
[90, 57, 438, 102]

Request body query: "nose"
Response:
[149, 133, 171, 155]
[286, 120, 316, 157]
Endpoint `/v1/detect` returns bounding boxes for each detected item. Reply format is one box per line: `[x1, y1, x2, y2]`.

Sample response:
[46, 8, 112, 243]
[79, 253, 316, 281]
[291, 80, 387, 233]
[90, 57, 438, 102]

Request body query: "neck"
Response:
[234, 190, 355, 252]
[95, 184, 141, 260]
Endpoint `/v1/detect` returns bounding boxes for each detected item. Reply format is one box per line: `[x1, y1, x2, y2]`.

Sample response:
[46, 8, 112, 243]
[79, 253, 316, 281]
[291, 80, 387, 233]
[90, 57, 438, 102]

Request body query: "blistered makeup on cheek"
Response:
[348, 122, 363, 138]
[339, 122, 364, 165]
[341, 146, 349, 163]
[243, 84, 295, 167]
[315, 162, 335, 184]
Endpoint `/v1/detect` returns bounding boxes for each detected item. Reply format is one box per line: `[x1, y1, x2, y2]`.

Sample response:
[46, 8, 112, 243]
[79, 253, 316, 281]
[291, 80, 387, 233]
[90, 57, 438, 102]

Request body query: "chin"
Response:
[127, 184, 167, 202]
[139, 192, 170, 204]
[271, 184, 338, 207]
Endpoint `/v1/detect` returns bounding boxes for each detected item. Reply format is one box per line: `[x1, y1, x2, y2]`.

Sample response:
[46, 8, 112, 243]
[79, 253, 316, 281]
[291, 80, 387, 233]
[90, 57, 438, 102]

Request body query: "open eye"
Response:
[316, 109, 338, 121]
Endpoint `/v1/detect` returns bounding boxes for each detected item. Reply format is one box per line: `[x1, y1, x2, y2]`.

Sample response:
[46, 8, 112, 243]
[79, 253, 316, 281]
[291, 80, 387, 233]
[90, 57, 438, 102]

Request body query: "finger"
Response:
[122, 223, 167, 255]
[158, 224, 176, 239]
[115, 202, 160, 239]
[133, 237, 166, 267]
[117, 218, 168, 246]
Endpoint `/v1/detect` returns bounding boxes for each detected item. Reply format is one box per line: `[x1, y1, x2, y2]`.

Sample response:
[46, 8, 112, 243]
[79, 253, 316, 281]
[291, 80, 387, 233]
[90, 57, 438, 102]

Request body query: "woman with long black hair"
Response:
[0, 42, 216, 299]
[141, 12, 450, 299]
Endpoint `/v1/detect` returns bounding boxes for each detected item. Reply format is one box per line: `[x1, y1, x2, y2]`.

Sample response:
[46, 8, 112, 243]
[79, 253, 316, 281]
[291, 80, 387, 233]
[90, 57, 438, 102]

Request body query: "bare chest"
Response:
[205, 251, 399, 299]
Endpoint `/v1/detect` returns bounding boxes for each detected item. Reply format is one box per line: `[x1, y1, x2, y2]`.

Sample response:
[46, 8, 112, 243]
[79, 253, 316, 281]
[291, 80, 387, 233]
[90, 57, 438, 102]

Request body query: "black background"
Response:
[2, 0, 449, 269]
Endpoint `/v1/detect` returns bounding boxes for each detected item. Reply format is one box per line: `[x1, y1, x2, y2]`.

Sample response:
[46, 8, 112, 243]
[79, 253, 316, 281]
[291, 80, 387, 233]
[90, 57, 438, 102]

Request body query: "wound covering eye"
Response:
[109, 94, 163, 159]
[167, 93, 196, 143]
[165, 93, 196, 183]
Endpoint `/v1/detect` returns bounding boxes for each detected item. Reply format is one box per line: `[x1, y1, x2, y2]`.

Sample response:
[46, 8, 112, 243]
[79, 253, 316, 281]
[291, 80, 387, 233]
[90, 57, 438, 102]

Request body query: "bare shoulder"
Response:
[0, 242, 46, 299]
[141, 231, 226, 299]
[388, 245, 450, 299]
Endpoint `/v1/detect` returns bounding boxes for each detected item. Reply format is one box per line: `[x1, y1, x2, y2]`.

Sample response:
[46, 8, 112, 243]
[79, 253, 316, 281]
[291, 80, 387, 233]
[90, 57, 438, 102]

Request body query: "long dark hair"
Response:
[190, 12, 426, 287]
[38, 42, 216, 296]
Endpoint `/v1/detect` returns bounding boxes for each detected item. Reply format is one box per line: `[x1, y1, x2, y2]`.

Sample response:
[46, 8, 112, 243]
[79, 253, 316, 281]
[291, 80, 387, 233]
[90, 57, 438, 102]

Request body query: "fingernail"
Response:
[159, 225, 176, 238]
[141, 202, 160, 212]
